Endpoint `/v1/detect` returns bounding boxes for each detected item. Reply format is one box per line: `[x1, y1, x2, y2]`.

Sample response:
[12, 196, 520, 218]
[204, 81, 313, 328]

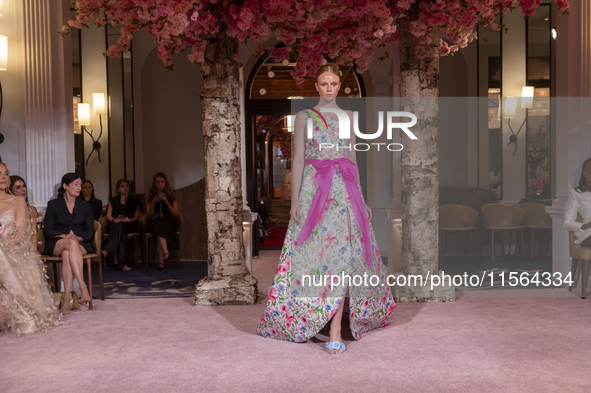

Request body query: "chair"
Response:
[519, 203, 553, 261]
[568, 214, 591, 299]
[99, 214, 143, 268]
[481, 204, 525, 263]
[141, 212, 183, 268]
[36, 221, 104, 309]
[439, 205, 479, 261]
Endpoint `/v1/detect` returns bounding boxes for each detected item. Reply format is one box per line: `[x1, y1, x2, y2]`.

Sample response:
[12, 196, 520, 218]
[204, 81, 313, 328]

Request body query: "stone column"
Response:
[23, 0, 74, 207]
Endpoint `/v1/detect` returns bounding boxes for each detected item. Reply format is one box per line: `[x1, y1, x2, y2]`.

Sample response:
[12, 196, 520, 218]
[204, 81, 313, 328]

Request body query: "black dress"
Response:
[43, 198, 94, 255]
[104, 196, 140, 268]
[78, 197, 103, 222]
[147, 195, 179, 249]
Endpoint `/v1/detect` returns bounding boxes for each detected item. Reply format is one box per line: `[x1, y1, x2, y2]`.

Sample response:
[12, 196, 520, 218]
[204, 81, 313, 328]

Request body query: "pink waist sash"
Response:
[296, 157, 373, 268]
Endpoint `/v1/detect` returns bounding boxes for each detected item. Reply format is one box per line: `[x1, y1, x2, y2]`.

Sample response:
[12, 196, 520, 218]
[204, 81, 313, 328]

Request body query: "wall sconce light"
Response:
[551, 27, 557, 41]
[0, 35, 6, 71]
[0, 0, 3, 17]
[78, 94, 105, 166]
[504, 87, 534, 156]
[93, 92, 106, 115]
[78, 103, 90, 126]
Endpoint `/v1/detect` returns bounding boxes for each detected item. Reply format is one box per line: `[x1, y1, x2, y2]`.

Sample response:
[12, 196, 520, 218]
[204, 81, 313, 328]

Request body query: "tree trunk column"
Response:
[393, 20, 454, 302]
[194, 34, 257, 306]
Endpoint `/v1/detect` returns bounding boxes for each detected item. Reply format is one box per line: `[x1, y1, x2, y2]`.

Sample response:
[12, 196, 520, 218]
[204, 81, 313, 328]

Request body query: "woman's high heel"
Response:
[79, 295, 91, 306]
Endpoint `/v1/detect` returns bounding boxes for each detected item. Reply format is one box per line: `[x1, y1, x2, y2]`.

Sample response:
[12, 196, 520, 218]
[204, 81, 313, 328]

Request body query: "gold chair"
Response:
[519, 203, 552, 261]
[141, 212, 183, 268]
[99, 214, 143, 268]
[439, 205, 479, 261]
[37, 221, 104, 309]
[568, 214, 591, 299]
[481, 204, 525, 263]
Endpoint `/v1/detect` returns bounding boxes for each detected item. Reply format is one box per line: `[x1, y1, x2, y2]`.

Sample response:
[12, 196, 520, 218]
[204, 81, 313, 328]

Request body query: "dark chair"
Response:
[141, 213, 183, 268]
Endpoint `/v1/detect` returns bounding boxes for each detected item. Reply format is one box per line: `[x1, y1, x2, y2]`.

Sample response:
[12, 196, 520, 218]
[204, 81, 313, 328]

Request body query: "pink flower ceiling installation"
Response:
[66, 0, 569, 83]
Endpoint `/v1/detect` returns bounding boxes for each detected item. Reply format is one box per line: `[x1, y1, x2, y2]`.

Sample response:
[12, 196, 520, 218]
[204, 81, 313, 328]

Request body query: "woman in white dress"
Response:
[0, 162, 62, 336]
[564, 158, 591, 246]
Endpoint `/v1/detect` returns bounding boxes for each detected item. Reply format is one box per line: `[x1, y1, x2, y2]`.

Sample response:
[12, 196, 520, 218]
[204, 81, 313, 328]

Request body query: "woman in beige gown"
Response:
[0, 162, 62, 336]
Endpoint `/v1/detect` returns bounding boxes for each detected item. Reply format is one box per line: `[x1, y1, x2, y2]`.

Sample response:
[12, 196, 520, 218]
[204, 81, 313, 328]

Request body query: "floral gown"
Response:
[257, 109, 395, 342]
[0, 196, 62, 336]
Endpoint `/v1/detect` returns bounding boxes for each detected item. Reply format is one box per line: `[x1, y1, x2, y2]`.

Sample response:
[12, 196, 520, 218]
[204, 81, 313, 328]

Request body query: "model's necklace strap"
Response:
[296, 157, 373, 269]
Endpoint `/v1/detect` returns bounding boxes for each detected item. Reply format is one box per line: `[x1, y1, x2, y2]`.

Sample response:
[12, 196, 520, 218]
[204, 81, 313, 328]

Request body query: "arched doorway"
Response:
[244, 55, 366, 252]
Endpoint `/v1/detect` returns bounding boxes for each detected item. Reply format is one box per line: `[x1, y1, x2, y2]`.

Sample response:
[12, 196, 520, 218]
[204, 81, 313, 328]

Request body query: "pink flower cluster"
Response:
[66, 0, 570, 80]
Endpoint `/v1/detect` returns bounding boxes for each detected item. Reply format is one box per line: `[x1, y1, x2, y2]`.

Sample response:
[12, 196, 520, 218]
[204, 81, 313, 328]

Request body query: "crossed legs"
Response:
[53, 239, 89, 313]
[155, 236, 169, 268]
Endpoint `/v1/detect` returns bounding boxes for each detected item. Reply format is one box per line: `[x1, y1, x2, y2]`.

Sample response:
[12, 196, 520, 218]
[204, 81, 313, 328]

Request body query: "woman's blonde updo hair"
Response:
[316, 64, 341, 82]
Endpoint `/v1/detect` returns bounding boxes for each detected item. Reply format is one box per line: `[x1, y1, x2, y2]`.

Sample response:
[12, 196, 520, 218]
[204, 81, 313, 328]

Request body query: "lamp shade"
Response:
[78, 103, 90, 126]
[0, 35, 7, 71]
[521, 86, 534, 109]
[504, 96, 517, 119]
[93, 93, 106, 115]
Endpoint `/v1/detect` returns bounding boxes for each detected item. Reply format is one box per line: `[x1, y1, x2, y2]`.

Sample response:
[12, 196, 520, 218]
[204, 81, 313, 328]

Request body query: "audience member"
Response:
[78, 180, 103, 221]
[103, 179, 140, 271]
[9, 175, 41, 225]
[145, 172, 179, 269]
[43, 173, 94, 315]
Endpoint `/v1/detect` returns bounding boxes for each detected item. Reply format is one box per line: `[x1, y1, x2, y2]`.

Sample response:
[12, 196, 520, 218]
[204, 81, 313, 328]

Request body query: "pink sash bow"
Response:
[296, 157, 373, 269]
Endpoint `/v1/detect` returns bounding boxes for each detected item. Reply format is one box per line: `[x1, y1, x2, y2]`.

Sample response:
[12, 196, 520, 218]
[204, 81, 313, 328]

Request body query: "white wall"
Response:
[81, 24, 110, 203]
[501, 10, 528, 205]
[138, 46, 205, 192]
[0, 0, 27, 175]
[0, 0, 73, 207]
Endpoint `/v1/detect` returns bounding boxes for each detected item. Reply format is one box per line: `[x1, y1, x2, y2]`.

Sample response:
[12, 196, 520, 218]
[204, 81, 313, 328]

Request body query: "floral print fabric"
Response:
[256, 110, 395, 342]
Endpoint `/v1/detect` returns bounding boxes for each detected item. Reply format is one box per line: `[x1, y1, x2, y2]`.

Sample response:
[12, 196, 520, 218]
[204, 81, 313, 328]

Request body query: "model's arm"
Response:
[290, 111, 306, 224]
[6, 198, 28, 245]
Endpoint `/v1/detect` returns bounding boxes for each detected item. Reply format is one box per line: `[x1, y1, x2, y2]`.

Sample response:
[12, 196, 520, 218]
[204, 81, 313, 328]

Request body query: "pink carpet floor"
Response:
[1, 296, 590, 392]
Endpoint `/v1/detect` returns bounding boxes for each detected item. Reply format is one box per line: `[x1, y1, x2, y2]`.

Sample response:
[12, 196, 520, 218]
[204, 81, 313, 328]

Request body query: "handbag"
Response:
[52, 292, 79, 310]
[149, 202, 164, 221]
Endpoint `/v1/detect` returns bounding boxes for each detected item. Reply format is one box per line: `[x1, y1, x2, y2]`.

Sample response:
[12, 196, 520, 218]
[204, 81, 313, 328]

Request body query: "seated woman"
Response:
[9, 175, 42, 228]
[145, 172, 179, 269]
[0, 162, 62, 335]
[78, 180, 103, 222]
[565, 157, 591, 246]
[103, 179, 140, 271]
[43, 173, 94, 315]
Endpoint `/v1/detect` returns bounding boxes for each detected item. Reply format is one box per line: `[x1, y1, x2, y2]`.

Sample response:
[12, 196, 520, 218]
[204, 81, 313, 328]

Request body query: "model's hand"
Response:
[290, 201, 301, 224]
[582, 222, 591, 230]
[113, 218, 121, 223]
[366, 204, 372, 221]
[121, 217, 131, 223]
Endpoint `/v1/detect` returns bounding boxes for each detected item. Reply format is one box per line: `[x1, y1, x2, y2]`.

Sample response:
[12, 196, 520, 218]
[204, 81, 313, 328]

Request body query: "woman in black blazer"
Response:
[43, 173, 94, 315]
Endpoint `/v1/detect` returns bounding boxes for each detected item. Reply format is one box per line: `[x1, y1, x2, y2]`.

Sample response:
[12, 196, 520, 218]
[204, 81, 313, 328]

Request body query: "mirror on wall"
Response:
[478, 19, 502, 199]
[106, 24, 135, 196]
[525, 5, 551, 199]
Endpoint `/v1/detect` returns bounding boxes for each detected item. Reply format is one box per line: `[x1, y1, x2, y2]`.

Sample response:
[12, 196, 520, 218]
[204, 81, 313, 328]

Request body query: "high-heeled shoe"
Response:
[60, 307, 70, 315]
[79, 295, 91, 306]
